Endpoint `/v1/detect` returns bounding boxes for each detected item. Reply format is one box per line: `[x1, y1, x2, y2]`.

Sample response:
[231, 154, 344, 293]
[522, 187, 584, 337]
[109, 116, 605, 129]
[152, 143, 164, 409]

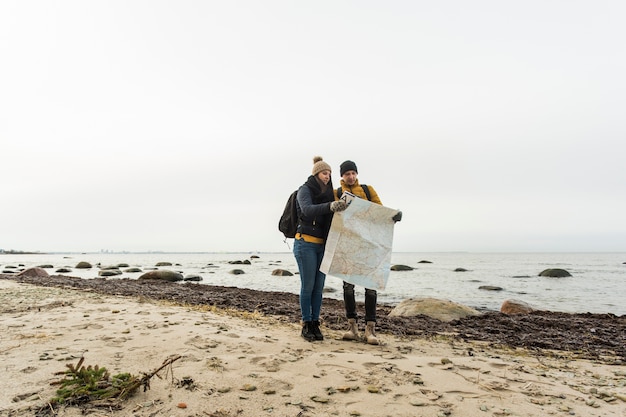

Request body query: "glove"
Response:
[330, 200, 348, 212]
[392, 211, 402, 222]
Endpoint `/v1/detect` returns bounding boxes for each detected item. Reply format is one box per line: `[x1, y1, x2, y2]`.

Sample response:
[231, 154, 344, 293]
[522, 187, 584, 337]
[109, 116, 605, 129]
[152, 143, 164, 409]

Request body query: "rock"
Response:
[139, 270, 183, 282]
[17, 267, 49, 278]
[500, 299, 535, 315]
[117, 263, 129, 268]
[229, 260, 251, 265]
[454, 268, 468, 272]
[250, 255, 260, 259]
[229, 269, 245, 275]
[37, 264, 54, 269]
[184, 274, 203, 282]
[417, 260, 432, 264]
[539, 268, 572, 277]
[389, 297, 481, 322]
[390, 264, 414, 271]
[75, 261, 92, 269]
[156, 262, 172, 266]
[271, 269, 293, 276]
[478, 285, 503, 291]
[55, 268, 72, 273]
[100, 265, 120, 270]
[124, 267, 142, 273]
[99, 269, 122, 277]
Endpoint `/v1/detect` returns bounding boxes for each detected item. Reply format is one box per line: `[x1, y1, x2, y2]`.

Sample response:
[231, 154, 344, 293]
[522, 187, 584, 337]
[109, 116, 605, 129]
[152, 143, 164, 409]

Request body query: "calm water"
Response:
[2, 252, 625, 316]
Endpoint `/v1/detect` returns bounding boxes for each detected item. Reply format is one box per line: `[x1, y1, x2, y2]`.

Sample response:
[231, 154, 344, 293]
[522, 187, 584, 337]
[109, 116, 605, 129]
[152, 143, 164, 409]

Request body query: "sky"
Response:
[1, 1, 625, 254]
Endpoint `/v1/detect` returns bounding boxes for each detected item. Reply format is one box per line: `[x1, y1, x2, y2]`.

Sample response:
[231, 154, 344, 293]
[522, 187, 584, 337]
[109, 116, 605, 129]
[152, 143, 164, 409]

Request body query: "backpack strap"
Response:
[361, 184, 371, 201]
[336, 185, 371, 201]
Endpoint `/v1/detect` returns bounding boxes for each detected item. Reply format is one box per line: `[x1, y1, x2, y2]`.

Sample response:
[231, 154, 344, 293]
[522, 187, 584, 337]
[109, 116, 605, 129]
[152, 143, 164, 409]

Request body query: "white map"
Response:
[320, 192, 399, 291]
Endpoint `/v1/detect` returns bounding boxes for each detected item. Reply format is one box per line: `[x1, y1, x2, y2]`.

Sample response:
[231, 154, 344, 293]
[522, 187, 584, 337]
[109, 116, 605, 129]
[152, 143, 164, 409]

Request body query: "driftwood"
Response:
[36, 355, 182, 416]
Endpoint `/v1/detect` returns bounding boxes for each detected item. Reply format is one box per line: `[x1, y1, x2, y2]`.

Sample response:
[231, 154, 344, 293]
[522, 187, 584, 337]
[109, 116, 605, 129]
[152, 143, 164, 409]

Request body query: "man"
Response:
[337, 160, 401, 345]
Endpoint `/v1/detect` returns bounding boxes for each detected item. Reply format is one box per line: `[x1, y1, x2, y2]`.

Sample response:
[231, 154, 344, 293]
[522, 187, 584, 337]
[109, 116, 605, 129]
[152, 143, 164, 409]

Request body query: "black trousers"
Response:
[343, 281, 377, 322]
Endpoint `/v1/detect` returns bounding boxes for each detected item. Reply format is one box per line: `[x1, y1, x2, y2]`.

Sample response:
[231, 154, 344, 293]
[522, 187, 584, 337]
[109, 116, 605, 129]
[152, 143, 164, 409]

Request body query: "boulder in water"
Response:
[139, 270, 183, 282]
[99, 269, 122, 277]
[271, 269, 293, 276]
[539, 268, 571, 277]
[184, 274, 203, 282]
[390, 264, 414, 271]
[478, 285, 503, 291]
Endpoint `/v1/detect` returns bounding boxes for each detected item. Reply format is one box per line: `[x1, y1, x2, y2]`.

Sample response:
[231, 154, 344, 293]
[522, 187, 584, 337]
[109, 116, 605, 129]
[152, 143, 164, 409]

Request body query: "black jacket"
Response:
[296, 175, 335, 239]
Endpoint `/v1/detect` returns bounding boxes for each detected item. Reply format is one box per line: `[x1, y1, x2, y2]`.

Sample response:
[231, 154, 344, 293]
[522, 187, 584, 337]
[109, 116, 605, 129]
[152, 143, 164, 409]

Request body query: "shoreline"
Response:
[3, 252, 625, 317]
[1, 278, 625, 417]
[2, 273, 625, 362]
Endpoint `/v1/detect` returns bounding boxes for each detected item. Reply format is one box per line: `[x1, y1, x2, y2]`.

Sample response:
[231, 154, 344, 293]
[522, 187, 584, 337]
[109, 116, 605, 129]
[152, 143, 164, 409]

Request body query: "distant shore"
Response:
[0, 251, 44, 255]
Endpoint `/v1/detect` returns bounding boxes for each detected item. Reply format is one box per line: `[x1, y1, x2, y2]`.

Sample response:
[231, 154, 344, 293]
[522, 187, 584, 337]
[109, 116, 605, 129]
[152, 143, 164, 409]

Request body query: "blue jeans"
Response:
[293, 238, 326, 322]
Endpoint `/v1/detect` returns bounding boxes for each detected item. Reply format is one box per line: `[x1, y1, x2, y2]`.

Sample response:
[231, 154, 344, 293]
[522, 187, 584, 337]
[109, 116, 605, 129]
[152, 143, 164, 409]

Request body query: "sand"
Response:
[1, 279, 625, 417]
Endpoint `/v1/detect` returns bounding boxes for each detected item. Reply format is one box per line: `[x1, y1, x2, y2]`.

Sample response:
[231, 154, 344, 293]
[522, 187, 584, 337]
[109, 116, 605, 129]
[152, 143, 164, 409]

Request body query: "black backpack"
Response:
[278, 189, 299, 239]
[279, 185, 371, 239]
[336, 184, 371, 201]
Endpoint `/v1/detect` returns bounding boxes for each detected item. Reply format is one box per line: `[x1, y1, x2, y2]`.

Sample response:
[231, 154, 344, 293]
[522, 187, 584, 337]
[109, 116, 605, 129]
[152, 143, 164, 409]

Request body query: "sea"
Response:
[2, 252, 625, 316]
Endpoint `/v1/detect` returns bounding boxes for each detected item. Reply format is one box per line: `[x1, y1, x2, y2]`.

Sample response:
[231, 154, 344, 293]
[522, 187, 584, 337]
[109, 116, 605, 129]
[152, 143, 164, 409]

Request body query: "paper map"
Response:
[320, 192, 399, 290]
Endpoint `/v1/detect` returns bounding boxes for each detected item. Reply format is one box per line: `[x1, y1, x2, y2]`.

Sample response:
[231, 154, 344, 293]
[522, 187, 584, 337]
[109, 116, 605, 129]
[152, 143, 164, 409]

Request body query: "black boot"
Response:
[310, 320, 324, 341]
[301, 321, 315, 342]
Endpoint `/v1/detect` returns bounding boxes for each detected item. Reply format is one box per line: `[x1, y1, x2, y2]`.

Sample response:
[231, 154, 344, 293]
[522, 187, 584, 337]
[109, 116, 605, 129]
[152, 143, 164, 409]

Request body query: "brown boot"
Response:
[342, 318, 359, 341]
[364, 321, 379, 345]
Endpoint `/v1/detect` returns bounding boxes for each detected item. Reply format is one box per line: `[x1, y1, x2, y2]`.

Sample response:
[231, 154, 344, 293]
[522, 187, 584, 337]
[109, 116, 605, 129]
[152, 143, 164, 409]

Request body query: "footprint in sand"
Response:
[249, 356, 287, 372]
[99, 335, 131, 347]
[226, 342, 252, 354]
[186, 335, 220, 350]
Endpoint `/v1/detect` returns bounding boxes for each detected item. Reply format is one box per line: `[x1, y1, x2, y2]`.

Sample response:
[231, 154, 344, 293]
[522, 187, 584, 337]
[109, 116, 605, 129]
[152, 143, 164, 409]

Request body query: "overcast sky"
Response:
[1, 1, 625, 253]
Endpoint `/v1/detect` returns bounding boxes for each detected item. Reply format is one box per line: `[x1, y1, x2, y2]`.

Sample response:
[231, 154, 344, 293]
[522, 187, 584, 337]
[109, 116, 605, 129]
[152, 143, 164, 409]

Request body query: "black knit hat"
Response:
[340, 160, 358, 176]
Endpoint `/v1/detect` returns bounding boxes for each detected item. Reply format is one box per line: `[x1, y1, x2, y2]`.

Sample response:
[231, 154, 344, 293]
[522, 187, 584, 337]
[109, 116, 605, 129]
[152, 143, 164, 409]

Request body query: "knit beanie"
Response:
[340, 160, 358, 176]
[312, 156, 332, 176]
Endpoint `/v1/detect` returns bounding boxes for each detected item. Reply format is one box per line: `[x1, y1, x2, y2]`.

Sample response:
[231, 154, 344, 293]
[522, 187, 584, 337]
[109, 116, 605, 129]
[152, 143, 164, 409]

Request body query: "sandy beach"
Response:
[1, 278, 625, 417]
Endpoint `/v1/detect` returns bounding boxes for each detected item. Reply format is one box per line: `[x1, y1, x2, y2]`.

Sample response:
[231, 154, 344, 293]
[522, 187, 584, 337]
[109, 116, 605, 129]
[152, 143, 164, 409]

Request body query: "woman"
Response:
[293, 156, 347, 341]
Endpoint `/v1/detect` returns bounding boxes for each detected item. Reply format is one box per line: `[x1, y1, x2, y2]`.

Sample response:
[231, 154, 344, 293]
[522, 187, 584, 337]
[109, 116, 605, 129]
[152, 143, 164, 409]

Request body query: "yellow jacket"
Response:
[337, 179, 382, 205]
